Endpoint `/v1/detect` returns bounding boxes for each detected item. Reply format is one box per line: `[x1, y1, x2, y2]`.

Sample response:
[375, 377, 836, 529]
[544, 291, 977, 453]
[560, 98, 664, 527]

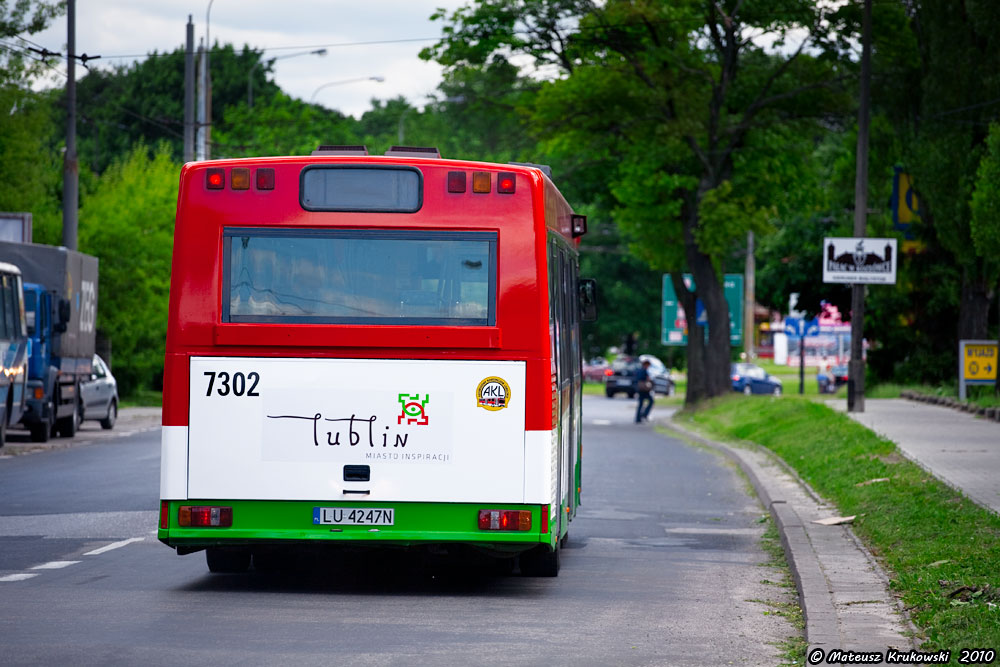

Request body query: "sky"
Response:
[28, 0, 469, 118]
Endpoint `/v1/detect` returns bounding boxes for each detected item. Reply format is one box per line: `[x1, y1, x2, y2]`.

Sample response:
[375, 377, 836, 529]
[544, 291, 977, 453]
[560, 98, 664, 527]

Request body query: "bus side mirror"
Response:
[579, 278, 598, 322]
[571, 214, 587, 238]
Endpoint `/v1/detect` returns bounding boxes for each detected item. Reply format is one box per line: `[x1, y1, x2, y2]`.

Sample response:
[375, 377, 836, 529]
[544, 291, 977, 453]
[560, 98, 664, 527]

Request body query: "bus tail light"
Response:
[497, 172, 516, 194]
[256, 168, 275, 190]
[231, 168, 250, 190]
[178, 505, 233, 528]
[472, 171, 491, 193]
[478, 509, 531, 531]
[206, 168, 225, 189]
[447, 171, 467, 193]
[160, 501, 169, 529]
[33, 387, 44, 399]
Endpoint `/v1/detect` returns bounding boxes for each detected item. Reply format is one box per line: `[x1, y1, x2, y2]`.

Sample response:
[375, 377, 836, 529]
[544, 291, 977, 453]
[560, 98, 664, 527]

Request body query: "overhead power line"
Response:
[98, 36, 440, 61]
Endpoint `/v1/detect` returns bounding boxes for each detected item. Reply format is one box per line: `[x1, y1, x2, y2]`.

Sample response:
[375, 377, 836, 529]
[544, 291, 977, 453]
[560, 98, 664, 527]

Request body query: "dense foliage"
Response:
[0, 0, 997, 397]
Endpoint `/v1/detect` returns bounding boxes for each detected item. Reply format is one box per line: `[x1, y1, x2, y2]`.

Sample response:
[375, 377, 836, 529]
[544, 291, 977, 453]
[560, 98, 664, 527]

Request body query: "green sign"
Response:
[661, 273, 743, 346]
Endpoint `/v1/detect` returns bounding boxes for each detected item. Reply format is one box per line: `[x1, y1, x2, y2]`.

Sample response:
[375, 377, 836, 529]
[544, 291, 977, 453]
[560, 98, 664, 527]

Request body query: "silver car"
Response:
[80, 354, 118, 429]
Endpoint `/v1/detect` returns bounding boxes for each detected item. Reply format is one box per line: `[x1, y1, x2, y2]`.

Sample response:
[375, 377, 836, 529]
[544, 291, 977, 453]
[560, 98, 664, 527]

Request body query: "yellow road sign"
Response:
[963, 342, 998, 382]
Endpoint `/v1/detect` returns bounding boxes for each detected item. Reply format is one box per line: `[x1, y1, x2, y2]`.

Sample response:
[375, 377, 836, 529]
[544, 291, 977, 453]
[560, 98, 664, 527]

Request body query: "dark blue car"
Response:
[731, 363, 783, 396]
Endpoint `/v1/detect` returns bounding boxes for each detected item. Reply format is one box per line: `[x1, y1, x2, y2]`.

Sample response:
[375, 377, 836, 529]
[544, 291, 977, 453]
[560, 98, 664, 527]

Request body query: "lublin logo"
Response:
[397, 393, 429, 425]
[476, 377, 510, 411]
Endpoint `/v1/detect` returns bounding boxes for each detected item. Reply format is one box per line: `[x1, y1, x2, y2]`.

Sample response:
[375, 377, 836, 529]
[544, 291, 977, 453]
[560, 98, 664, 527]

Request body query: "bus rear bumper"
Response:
[158, 499, 553, 555]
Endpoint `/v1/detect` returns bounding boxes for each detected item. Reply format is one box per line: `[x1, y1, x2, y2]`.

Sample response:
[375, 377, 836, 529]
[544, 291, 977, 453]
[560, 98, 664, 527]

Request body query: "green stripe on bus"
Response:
[159, 500, 552, 548]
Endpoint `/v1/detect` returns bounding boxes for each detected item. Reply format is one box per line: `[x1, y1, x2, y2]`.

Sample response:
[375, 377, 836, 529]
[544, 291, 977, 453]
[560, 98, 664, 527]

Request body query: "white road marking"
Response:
[0, 573, 40, 582]
[30, 561, 80, 570]
[592, 419, 612, 426]
[83, 536, 146, 556]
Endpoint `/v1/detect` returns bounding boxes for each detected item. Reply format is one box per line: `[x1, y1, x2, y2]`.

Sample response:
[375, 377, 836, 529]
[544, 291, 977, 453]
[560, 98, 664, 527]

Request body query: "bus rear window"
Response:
[300, 166, 421, 212]
[223, 229, 496, 326]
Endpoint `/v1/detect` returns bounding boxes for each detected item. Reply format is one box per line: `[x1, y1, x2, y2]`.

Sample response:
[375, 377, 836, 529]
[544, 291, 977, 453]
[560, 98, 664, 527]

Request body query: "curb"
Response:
[662, 419, 843, 650]
[900, 390, 1000, 422]
[0, 407, 162, 457]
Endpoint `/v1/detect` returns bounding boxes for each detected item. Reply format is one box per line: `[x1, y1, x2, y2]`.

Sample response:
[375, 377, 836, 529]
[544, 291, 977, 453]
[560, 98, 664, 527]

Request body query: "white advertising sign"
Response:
[822, 237, 897, 285]
[187, 357, 527, 503]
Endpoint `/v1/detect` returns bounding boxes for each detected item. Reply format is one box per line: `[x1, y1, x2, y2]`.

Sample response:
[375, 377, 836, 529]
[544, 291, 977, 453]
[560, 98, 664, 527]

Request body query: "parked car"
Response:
[605, 355, 675, 398]
[818, 364, 849, 394]
[731, 362, 783, 396]
[80, 354, 118, 429]
[583, 356, 610, 383]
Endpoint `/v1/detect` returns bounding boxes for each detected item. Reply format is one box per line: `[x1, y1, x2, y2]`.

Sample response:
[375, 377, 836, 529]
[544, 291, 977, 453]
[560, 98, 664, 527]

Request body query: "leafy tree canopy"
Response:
[77, 144, 178, 394]
[425, 0, 855, 401]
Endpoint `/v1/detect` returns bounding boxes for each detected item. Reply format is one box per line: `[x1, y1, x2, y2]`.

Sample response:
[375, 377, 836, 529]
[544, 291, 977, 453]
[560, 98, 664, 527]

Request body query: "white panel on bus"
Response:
[187, 357, 527, 503]
[160, 425, 189, 500]
[523, 430, 554, 504]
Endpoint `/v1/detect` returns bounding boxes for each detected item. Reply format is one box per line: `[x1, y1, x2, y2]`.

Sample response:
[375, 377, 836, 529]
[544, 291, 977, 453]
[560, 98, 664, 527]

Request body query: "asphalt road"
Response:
[0, 396, 797, 666]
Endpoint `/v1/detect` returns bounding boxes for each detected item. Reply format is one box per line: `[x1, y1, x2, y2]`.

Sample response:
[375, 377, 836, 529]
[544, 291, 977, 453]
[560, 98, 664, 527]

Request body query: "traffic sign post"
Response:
[959, 340, 998, 400]
[784, 317, 819, 394]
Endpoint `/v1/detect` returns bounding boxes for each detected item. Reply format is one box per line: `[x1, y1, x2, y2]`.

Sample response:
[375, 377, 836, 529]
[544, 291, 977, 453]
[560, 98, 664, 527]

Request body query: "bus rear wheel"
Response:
[519, 545, 560, 577]
[206, 547, 251, 573]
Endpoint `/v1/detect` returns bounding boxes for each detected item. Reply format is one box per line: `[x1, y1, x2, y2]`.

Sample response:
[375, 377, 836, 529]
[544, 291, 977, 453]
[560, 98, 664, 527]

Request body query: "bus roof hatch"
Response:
[312, 145, 369, 156]
[384, 146, 442, 159]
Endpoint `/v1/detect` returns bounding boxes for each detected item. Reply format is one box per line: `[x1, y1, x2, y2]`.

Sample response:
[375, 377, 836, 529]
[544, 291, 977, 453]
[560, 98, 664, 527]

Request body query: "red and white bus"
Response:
[158, 146, 595, 576]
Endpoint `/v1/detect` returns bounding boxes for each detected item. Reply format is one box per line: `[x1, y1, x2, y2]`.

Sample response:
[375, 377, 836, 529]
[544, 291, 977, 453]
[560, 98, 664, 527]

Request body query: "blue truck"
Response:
[0, 241, 99, 443]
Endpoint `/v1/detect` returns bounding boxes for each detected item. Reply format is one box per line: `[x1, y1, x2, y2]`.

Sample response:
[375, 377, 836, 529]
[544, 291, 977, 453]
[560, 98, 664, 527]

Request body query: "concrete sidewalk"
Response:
[833, 398, 1000, 515]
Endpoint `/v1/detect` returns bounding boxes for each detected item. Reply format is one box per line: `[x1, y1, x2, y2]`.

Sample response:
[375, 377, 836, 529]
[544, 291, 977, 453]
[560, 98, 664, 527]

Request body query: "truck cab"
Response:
[22, 282, 80, 441]
[0, 263, 29, 447]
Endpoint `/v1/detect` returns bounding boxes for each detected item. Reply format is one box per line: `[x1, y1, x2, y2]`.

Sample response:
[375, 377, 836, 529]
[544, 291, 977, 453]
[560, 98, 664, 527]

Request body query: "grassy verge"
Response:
[677, 395, 1000, 657]
[751, 359, 1000, 407]
[121, 389, 162, 408]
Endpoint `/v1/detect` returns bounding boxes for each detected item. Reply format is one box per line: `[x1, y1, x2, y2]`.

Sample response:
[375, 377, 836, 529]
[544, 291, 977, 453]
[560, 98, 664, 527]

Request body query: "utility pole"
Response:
[196, 39, 206, 161]
[848, 0, 872, 413]
[203, 0, 214, 160]
[744, 230, 756, 360]
[61, 0, 78, 250]
[183, 16, 195, 162]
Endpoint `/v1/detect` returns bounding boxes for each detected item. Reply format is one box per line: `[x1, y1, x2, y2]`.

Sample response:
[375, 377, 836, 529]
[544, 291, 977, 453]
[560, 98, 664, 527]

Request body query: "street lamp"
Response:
[248, 48, 328, 109]
[310, 76, 385, 103]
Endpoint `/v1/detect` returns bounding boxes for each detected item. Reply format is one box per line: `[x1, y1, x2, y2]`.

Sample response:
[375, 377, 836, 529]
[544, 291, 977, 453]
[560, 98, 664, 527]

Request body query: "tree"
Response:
[898, 0, 1000, 342]
[77, 145, 178, 395]
[59, 44, 277, 172]
[971, 123, 1000, 261]
[0, 1, 65, 234]
[0, 84, 61, 227]
[424, 0, 851, 403]
[214, 91, 355, 158]
[0, 0, 64, 83]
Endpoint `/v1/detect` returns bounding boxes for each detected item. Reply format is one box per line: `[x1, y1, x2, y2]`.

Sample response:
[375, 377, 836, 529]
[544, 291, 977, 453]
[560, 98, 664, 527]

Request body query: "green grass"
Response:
[677, 396, 1000, 660]
[752, 359, 827, 397]
[120, 389, 162, 407]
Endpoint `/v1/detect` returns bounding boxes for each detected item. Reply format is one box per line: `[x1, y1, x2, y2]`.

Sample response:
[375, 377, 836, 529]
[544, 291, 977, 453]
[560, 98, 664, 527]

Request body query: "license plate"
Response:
[313, 507, 395, 526]
[615, 378, 631, 386]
